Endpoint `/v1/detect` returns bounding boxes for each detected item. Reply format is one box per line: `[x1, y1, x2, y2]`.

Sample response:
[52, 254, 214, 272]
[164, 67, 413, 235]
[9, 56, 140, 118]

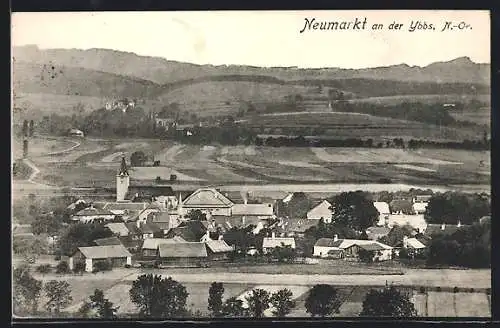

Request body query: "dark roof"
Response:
[93, 236, 123, 246]
[158, 242, 208, 258]
[424, 224, 466, 237]
[77, 245, 131, 259]
[177, 220, 207, 238]
[314, 238, 342, 247]
[139, 222, 162, 234]
[120, 237, 143, 249]
[166, 226, 199, 242]
[366, 227, 391, 240]
[389, 199, 414, 213]
[73, 207, 115, 217]
[125, 222, 142, 235]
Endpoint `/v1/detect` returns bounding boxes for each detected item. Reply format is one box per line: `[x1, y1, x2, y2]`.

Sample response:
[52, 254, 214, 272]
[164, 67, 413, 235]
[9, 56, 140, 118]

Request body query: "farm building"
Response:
[261, 233, 296, 254]
[365, 226, 391, 241]
[158, 242, 208, 266]
[105, 222, 131, 237]
[145, 211, 180, 234]
[401, 236, 427, 256]
[69, 245, 132, 272]
[204, 237, 235, 261]
[70, 206, 115, 224]
[140, 237, 185, 258]
[373, 201, 390, 226]
[68, 128, 84, 137]
[313, 235, 393, 261]
[306, 200, 334, 222]
[413, 195, 432, 203]
[93, 236, 123, 246]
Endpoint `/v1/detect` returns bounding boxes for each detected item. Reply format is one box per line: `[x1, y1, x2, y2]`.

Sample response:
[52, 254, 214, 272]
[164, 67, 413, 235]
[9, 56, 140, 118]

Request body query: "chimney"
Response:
[271, 231, 276, 239]
[441, 223, 446, 230]
[333, 234, 338, 242]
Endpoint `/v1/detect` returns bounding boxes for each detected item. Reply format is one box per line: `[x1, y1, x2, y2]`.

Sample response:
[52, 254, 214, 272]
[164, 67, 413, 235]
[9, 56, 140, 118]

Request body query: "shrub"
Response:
[55, 261, 70, 274]
[470, 288, 475, 293]
[453, 287, 459, 293]
[36, 264, 51, 274]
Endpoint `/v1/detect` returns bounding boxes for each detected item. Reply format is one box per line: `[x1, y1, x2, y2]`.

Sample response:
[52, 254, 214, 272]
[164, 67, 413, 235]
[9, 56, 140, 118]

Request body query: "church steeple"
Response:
[119, 156, 129, 176]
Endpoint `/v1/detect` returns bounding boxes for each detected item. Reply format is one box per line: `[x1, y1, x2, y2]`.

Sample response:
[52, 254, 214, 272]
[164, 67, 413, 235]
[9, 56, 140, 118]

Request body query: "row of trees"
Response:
[424, 192, 490, 225]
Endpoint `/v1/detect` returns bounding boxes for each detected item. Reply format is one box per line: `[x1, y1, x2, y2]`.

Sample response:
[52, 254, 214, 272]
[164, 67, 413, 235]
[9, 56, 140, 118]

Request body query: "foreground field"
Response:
[27, 266, 490, 318]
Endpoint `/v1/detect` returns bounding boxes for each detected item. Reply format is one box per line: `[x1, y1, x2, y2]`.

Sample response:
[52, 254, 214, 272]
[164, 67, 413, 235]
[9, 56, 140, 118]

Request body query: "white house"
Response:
[412, 202, 428, 214]
[387, 214, 427, 233]
[306, 200, 333, 222]
[262, 232, 296, 254]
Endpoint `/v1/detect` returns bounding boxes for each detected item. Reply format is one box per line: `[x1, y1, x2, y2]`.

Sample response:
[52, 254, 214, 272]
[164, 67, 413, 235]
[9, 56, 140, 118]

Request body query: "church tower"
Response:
[116, 156, 130, 202]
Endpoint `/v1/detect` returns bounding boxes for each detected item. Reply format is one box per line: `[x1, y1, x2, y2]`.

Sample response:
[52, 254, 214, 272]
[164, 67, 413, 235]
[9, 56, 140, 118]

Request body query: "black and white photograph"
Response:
[11, 10, 491, 319]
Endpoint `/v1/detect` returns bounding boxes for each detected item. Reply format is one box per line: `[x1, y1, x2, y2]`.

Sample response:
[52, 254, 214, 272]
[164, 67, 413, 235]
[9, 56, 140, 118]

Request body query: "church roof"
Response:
[181, 188, 234, 208]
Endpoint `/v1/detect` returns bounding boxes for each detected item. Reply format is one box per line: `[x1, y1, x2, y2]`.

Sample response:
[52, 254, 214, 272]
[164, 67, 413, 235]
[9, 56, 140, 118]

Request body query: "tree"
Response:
[360, 286, 417, 317]
[358, 249, 375, 263]
[223, 297, 247, 317]
[129, 274, 188, 318]
[208, 282, 225, 317]
[304, 284, 341, 317]
[378, 224, 414, 247]
[80, 289, 119, 319]
[330, 191, 378, 231]
[56, 261, 70, 274]
[32, 213, 63, 235]
[187, 209, 207, 221]
[58, 223, 113, 256]
[130, 151, 147, 167]
[13, 265, 43, 315]
[44, 280, 73, 314]
[270, 288, 296, 317]
[271, 244, 297, 263]
[245, 288, 270, 318]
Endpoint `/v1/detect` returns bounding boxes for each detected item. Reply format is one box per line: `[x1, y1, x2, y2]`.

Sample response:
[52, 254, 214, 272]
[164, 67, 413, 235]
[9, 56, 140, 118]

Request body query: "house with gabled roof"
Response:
[262, 232, 296, 254]
[306, 200, 334, 222]
[69, 244, 132, 272]
[105, 222, 130, 237]
[141, 237, 185, 258]
[158, 242, 208, 266]
[179, 188, 234, 217]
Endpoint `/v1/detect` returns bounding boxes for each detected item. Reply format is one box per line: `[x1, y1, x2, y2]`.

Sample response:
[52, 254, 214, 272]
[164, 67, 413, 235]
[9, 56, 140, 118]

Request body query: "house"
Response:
[137, 222, 163, 239]
[68, 128, 84, 137]
[313, 235, 393, 261]
[373, 202, 390, 226]
[386, 214, 427, 233]
[158, 242, 208, 266]
[412, 202, 428, 214]
[401, 236, 427, 256]
[365, 226, 391, 241]
[93, 236, 123, 246]
[141, 237, 185, 258]
[101, 202, 149, 221]
[146, 212, 180, 234]
[71, 206, 115, 223]
[165, 220, 208, 242]
[261, 232, 296, 254]
[280, 218, 318, 237]
[69, 245, 132, 272]
[306, 200, 334, 222]
[105, 222, 131, 237]
[389, 199, 414, 215]
[204, 236, 235, 261]
[179, 188, 234, 217]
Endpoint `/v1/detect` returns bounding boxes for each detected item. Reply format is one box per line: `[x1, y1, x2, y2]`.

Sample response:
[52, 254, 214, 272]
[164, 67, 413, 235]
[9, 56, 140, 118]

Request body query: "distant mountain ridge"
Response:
[12, 45, 490, 85]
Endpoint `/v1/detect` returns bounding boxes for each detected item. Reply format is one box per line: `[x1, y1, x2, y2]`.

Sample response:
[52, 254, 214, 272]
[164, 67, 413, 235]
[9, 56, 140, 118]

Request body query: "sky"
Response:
[11, 10, 490, 69]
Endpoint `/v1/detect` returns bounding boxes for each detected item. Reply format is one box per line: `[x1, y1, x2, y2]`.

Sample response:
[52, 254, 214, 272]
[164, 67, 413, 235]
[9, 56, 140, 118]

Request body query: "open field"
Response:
[13, 136, 490, 190]
[348, 94, 490, 106]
